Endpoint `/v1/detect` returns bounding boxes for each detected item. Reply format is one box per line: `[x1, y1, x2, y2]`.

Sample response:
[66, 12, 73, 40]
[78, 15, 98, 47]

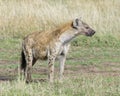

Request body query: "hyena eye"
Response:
[85, 27, 89, 29]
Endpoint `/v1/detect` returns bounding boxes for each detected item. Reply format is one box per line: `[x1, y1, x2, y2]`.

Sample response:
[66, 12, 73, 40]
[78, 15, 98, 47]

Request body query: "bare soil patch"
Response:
[0, 59, 119, 82]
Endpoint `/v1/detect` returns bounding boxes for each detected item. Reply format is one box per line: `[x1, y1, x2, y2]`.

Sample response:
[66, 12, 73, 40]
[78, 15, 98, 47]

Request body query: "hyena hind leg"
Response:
[24, 49, 33, 83]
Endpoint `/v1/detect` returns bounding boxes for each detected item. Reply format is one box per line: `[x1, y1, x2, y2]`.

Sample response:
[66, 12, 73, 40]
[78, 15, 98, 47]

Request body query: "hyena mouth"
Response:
[86, 30, 95, 37]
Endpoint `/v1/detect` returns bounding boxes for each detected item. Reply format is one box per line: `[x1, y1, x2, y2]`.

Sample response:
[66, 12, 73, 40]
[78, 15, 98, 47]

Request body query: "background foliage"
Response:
[0, 0, 120, 47]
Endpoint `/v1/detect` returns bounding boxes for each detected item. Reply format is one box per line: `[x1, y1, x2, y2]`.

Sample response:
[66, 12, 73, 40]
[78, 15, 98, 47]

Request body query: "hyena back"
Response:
[20, 17, 95, 83]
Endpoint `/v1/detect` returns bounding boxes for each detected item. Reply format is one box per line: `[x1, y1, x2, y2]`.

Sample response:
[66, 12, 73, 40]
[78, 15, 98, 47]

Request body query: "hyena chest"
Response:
[32, 46, 48, 60]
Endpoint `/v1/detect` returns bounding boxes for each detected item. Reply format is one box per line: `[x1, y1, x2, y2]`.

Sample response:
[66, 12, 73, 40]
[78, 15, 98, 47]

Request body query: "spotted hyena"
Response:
[20, 17, 95, 83]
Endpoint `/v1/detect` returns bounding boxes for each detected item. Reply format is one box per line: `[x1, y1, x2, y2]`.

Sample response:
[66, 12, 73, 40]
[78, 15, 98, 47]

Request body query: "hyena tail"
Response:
[20, 50, 26, 70]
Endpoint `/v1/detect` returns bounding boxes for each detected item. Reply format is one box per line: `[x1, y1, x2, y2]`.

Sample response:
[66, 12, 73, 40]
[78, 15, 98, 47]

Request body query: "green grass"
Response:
[68, 46, 120, 65]
[0, 38, 120, 96]
[72, 35, 120, 47]
[0, 38, 20, 60]
[0, 75, 120, 96]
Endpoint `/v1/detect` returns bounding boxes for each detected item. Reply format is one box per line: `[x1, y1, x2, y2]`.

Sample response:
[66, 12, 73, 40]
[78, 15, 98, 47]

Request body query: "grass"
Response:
[0, 38, 120, 96]
[0, 0, 120, 40]
[0, 75, 120, 96]
[68, 46, 120, 65]
[0, 0, 120, 96]
[0, 38, 20, 60]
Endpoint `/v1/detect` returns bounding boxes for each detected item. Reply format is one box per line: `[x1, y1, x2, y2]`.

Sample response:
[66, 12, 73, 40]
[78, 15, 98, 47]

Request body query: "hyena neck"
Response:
[59, 29, 78, 45]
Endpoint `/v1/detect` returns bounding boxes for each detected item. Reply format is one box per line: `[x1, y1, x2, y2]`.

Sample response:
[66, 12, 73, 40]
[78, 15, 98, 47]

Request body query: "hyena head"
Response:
[72, 17, 95, 36]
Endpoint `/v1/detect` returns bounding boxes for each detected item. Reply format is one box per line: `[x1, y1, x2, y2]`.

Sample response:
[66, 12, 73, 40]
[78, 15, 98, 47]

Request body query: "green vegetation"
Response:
[0, 0, 120, 96]
[0, 75, 120, 96]
[0, 38, 120, 96]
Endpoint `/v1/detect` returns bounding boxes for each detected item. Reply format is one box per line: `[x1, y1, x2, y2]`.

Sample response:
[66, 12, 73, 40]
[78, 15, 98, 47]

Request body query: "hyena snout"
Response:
[86, 29, 95, 37]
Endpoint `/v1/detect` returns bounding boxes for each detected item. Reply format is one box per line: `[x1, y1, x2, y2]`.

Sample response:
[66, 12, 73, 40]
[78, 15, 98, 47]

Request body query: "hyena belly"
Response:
[32, 46, 48, 60]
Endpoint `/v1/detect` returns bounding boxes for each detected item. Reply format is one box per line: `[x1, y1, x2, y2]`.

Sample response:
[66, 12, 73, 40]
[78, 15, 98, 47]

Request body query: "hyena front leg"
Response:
[48, 53, 57, 83]
[24, 47, 33, 83]
[59, 44, 70, 81]
[59, 55, 66, 81]
[48, 44, 61, 83]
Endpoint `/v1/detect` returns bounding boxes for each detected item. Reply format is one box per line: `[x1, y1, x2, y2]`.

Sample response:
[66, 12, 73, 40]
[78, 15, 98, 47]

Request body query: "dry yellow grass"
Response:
[0, 0, 120, 39]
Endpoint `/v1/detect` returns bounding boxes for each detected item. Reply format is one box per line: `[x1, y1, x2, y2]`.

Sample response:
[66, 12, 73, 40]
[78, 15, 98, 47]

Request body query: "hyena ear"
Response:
[72, 18, 79, 29]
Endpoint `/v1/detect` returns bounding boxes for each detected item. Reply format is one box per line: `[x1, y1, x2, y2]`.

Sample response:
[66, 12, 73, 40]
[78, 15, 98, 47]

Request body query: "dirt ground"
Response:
[0, 59, 120, 82]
